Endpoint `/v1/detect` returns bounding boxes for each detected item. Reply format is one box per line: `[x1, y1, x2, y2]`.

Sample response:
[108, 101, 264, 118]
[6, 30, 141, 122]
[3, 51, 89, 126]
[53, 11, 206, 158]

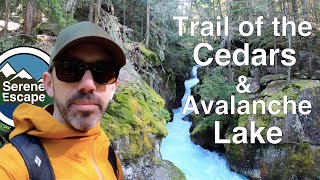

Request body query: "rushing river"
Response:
[160, 66, 246, 180]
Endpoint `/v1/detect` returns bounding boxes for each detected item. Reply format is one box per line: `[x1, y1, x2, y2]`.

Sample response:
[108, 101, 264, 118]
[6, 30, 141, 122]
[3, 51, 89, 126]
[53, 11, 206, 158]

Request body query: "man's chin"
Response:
[68, 114, 101, 131]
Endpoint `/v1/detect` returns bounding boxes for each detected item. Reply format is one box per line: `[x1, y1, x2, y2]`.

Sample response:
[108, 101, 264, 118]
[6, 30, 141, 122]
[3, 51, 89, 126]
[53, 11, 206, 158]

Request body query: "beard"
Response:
[55, 91, 105, 131]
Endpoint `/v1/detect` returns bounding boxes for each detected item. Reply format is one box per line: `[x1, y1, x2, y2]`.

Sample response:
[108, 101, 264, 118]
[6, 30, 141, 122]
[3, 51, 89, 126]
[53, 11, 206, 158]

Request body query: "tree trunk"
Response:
[226, 0, 233, 82]
[141, 9, 144, 40]
[123, 0, 126, 26]
[271, 0, 278, 74]
[308, 39, 312, 74]
[2, 0, 11, 34]
[24, 0, 34, 34]
[145, 0, 150, 48]
[88, 1, 94, 22]
[286, 34, 292, 86]
[284, 0, 292, 87]
[93, 0, 101, 24]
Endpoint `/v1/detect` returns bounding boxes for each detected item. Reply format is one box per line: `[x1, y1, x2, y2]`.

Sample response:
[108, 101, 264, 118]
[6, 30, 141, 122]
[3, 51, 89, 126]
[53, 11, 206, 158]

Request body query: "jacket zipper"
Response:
[92, 143, 103, 180]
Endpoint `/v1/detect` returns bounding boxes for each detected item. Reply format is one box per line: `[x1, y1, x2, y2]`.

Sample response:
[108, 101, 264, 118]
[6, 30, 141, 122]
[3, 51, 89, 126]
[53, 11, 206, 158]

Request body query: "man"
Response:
[0, 21, 125, 179]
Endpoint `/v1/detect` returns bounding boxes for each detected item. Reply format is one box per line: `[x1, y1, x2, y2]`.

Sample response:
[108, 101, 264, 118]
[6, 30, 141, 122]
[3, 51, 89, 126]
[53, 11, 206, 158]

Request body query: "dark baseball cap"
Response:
[49, 21, 126, 70]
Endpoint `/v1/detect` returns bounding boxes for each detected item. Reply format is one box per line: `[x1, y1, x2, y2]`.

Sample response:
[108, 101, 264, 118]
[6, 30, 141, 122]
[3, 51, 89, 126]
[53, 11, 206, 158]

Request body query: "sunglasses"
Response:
[53, 58, 120, 84]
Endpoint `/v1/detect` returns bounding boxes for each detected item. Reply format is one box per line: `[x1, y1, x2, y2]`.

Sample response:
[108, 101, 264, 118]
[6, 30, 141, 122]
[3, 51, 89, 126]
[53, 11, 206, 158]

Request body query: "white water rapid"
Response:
[160, 66, 247, 180]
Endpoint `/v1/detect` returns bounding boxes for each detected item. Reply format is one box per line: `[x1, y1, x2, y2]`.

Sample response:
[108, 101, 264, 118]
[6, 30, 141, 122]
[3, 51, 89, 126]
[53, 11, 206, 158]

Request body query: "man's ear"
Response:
[42, 71, 54, 98]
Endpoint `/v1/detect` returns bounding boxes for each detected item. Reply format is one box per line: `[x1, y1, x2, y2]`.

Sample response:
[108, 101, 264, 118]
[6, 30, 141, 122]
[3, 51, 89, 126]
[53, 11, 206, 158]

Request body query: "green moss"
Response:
[238, 114, 249, 127]
[190, 122, 208, 136]
[190, 113, 203, 125]
[101, 82, 170, 159]
[191, 114, 224, 136]
[285, 143, 318, 178]
[0, 122, 11, 147]
[194, 67, 240, 104]
[260, 74, 286, 85]
[161, 160, 186, 180]
[152, 157, 161, 165]
[313, 149, 320, 178]
[139, 44, 161, 66]
[258, 80, 319, 119]
[0, 35, 31, 52]
[127, 134, 143, 158]
[256, 114, 270, 128]
[234, 65, 250, 77]
[0, 123, 11, 133]
[291, 80, 320, 92]
[236, 102, 271, 139]
[171, 165, 186, 180]
[225, 142, 245, 163]
[237, 103, 271, 127]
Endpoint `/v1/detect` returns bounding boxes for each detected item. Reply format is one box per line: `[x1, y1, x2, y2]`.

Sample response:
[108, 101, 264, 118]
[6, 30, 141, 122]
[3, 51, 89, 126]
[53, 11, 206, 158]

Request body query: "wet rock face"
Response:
[155, 160, 186, 180]
[190, 125, 223, 151]
[227, 143, 320, 180]
[171, 74, 187, 109]
[296, 87, 320, 145]
[226, 80, 320, 179]
[114, 135, 186, 180]
[293, 51, 320, 79]
[283, 112, 307, 143]
[115, 135, 159, 179]
[247, 77, 260, 94]
[188, 112, 226, 152]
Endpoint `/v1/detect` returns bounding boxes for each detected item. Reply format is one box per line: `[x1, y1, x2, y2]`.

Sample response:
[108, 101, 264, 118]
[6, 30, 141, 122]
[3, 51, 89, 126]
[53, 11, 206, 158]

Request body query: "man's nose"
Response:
[78, 70, 96, 93]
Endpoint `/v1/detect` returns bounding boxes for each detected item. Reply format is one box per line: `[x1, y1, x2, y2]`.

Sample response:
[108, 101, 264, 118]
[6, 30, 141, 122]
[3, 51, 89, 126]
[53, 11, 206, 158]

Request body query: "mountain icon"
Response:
[37, 78, 43, 83]
[0, 63, 16, 78]
[10, 69, 33, 81]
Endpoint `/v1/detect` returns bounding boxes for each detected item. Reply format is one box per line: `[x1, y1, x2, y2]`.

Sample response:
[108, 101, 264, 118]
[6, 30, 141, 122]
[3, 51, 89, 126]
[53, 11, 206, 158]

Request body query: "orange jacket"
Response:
[0, 103, 123, 180]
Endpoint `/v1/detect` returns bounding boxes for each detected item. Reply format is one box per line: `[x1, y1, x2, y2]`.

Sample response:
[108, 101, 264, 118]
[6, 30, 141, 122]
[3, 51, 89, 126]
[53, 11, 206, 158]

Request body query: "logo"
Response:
[0, 47, 51, 127]
[35, 156, 42, 167]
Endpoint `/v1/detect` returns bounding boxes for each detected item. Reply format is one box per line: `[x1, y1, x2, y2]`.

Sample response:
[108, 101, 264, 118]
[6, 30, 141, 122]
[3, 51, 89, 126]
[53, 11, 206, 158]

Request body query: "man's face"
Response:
[43, 43, 118, 131]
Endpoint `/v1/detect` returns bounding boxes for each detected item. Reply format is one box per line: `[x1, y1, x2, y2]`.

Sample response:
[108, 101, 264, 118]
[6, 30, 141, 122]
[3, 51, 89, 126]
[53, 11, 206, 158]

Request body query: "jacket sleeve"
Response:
[115, 152, 124, 180]
[0, 143, 29, 180]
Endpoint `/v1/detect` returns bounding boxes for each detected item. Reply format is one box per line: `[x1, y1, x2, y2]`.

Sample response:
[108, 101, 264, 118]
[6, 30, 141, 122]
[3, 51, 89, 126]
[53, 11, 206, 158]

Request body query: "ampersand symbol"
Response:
[236, 76, 251, 93]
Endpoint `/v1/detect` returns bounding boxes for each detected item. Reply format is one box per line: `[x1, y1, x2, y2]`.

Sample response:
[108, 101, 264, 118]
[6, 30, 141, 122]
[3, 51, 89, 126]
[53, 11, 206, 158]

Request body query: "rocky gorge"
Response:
[1, 0, 320, 179]
[189, 50, 320, 179]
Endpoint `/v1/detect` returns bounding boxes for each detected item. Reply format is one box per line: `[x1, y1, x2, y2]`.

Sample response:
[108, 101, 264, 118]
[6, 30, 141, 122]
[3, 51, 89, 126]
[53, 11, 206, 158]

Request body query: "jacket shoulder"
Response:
[0, 143, 29, 179]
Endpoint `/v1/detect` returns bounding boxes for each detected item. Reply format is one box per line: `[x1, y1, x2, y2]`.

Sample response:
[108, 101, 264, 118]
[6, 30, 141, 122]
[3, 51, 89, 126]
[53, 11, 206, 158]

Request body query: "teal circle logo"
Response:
[0, 47, 51, 126]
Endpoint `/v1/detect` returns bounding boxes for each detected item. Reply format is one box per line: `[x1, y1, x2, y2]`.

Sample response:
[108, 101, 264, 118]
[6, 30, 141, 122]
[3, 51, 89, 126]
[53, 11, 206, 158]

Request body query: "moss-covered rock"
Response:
[259, 74, 286, 86]
[190, 114, 226, 151]
[138, 44, 161, 66]
[155, 160, 186, 180]
[226, 143, 320, 179]
[234, 65, 250, 77]
[226, 80, 320, 179]
[35, 23, 59, 36]
[101, 82, 170, 160]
